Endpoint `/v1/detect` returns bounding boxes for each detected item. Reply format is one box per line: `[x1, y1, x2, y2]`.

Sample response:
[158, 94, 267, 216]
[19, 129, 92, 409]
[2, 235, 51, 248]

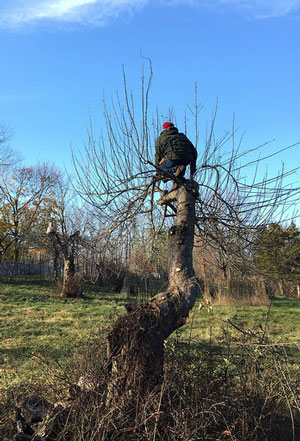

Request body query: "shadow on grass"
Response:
[0, 344, 74, 366]
[272, 296, 300, 308]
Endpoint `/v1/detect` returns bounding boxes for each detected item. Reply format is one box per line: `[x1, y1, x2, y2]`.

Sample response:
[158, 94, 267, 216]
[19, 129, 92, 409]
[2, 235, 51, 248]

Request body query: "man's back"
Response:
[155, 126, 197, 167]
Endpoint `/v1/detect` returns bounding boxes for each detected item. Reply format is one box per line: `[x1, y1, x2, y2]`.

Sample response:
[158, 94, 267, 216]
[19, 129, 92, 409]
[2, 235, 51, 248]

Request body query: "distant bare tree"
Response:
[47, 222, 83, 297]
[73, 64, 300, 394]
[0, 124, 20, 169]
[45, 178, 86, 297]
[0, 164, 58, 272]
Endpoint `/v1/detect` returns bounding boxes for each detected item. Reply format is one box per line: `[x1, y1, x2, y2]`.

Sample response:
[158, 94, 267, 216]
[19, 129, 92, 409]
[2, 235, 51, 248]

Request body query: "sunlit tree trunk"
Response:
[278, 281, 284, 297]
[47, 227, 82, 298]
[61, 256, 76, 297]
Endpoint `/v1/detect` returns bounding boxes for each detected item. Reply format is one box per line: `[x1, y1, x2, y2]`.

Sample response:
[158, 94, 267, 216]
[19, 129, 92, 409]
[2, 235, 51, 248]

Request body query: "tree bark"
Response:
[53, 249, 60, 280]
[61, 257, 82, 298]
[107, 182, 200, 398]
[278, 281, 284, 297]
[47, 230, 82, 298]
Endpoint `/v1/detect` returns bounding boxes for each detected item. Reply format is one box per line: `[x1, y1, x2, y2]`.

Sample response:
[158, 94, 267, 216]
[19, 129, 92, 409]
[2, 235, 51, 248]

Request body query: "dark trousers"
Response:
[158, 159, 187, 181]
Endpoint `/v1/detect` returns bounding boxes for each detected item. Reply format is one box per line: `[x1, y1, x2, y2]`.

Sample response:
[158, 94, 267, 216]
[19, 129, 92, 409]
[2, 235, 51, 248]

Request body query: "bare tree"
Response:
[47, 222, 83, 297]
[72, 64, 300, 394]
[0, 124, 20, 169]
[0, 163, 58, 273]
[45, 178, 86, 297]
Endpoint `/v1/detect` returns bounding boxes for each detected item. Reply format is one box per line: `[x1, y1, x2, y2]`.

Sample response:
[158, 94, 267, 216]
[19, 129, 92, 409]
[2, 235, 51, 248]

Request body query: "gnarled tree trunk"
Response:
[47, 227, 83, 298]
[107, 182, 200, 398]
[61, 255, 83, 298]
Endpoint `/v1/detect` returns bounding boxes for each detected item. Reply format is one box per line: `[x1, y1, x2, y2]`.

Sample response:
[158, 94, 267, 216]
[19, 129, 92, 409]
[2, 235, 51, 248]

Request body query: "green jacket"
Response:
[155, 127, 197, 171]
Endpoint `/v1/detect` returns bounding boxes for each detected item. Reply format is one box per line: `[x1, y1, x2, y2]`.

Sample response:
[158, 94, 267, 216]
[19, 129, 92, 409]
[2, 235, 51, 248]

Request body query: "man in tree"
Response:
[155, 122, 197, 184]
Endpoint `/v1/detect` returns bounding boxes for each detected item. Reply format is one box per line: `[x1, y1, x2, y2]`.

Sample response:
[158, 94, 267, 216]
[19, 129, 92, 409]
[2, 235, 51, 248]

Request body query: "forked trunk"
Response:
[107, 182, 200, 398]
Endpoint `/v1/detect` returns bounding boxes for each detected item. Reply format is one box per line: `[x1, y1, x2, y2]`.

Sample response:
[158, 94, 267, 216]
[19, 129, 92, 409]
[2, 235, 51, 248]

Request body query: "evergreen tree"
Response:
[254, 223, 300, 286]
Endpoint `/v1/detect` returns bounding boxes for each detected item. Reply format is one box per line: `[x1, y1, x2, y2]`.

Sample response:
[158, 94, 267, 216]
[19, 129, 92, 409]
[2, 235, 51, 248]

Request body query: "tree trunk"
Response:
[53, 249, 60, 280]
[278, 281, 284, 297]
[107, 183, 200, 398]
[9, 243, 20, 280]
[61, 256, 82, 297]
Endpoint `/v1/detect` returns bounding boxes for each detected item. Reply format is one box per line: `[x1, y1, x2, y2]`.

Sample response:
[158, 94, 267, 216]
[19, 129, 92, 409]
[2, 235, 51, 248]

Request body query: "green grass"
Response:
[0, 280, 128, 398]
[1, 280, 300, 400]
[187, 297, 300, 343]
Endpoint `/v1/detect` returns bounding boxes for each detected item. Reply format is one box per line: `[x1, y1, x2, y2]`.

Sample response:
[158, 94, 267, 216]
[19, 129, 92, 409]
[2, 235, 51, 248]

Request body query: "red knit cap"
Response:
[163, 122, 174, 130]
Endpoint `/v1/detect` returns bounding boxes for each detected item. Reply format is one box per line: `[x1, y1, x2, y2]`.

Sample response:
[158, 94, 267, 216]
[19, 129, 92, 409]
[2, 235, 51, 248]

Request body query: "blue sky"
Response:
[0, 0, 299, 199]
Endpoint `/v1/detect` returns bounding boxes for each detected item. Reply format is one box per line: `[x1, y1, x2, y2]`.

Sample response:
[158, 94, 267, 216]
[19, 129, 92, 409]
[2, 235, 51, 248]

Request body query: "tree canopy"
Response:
[72, 66, 300, 275]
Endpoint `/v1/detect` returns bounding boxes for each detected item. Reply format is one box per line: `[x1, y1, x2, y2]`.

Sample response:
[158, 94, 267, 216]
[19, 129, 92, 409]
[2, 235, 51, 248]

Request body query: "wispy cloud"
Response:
[219, 0, 300, 18]
[0, 0, 148, 28]
[0, 0, 299, 29]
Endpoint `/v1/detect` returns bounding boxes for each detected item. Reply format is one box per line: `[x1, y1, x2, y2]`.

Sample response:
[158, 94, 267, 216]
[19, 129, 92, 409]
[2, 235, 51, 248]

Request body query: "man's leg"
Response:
[169, 165, 187, 192]
[174, 165, 186, 180]
[156, 159, 177, 182]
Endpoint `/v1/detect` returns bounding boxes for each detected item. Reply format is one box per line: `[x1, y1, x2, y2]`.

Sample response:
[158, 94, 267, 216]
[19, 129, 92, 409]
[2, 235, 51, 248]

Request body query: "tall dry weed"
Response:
[2, 323, 300, 440]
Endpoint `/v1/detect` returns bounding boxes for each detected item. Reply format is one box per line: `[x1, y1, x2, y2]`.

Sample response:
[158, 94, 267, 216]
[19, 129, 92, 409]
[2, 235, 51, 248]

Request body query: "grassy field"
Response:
[0, 280, 125, 396]
[1, 279, 300, 399]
